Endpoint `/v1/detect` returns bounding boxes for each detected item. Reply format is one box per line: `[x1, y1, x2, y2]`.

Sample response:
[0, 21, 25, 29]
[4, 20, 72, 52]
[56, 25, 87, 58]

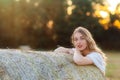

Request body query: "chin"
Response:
[79, 48, 86, 51]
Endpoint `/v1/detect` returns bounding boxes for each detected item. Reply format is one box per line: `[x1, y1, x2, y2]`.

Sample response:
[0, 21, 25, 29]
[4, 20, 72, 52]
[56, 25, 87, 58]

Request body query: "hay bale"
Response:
[0, 49, 105, 80]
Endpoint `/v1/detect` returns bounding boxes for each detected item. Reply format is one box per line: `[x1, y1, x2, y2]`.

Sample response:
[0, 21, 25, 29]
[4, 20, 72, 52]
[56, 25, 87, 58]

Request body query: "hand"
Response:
[54, 47, 67, 53]
[74, 48, 81, 55]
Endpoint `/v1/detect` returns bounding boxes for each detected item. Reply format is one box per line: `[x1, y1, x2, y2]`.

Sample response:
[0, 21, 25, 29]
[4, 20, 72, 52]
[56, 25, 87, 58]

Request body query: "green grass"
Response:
[105, 51, 120, 80]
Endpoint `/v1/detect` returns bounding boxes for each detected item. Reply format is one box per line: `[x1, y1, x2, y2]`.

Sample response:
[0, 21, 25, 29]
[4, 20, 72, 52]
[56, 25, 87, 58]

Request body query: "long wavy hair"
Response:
[71, 26, 107, 63]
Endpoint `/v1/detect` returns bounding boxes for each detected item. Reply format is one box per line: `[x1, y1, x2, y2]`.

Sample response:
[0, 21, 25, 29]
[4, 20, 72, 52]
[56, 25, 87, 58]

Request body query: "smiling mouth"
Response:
[77, 45, 82, 48]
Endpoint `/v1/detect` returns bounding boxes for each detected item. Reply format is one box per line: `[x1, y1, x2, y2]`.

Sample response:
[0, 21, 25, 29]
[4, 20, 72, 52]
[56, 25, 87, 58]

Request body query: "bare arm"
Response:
[73, 49, 93, 65]
[54, 47, 74, 54]
[54, 47, 93, 65]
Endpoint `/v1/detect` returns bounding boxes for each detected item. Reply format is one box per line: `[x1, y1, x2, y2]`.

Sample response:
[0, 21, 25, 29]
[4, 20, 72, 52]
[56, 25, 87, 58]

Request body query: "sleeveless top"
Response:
[72, 48, 105, 74]
[86, 52, 105, 74]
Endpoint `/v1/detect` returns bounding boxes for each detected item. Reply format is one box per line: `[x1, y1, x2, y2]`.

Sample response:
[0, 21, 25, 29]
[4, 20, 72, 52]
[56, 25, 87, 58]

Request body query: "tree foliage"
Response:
[0, 0, 120, 50]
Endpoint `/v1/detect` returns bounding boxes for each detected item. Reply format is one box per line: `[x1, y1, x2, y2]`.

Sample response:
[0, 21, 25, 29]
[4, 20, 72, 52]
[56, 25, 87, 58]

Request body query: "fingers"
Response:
[54, 47, 65, 53]
[74, 48, 81, 54]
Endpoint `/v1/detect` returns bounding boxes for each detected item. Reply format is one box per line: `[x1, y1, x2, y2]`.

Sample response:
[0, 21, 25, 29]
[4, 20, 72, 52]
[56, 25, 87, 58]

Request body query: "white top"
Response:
[72, 48, 105, 74]
[86, 52, 105, 74]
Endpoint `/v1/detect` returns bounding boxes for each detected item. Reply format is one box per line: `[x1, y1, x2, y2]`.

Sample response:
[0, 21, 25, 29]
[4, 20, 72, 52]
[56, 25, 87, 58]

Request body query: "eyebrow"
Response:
[73, 35, 85, 39]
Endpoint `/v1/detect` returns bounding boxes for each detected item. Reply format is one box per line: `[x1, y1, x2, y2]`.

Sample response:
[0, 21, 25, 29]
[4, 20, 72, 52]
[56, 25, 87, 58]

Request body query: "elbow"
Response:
[74, 60, 80, 65]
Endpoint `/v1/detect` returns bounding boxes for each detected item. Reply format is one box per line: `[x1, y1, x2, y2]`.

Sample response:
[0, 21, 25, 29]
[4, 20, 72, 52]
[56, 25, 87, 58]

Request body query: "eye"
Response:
[80, 36, 85, 40]
[73, 38, 78, 41]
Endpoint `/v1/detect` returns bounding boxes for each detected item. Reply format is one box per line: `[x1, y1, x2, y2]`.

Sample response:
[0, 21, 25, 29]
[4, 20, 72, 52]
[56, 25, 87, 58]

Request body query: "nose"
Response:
[76, 39, 81, 44]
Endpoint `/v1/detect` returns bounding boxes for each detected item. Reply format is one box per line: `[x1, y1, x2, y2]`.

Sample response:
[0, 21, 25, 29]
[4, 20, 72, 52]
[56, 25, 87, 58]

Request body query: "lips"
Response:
[77, 45, 82, 48]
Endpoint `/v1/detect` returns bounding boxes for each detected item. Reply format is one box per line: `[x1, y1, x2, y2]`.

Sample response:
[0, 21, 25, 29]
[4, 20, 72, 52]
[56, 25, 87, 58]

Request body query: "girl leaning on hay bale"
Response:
[54, 26, 107, 75]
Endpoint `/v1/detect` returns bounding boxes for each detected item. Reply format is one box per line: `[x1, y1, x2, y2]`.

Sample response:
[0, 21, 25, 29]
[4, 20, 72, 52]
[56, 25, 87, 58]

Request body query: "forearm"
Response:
[73, 50, 84, 65]
[73, 50, 93, 65]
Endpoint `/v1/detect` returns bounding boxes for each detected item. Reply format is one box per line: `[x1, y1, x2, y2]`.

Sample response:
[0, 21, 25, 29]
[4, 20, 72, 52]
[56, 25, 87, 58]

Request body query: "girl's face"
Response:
[73, 32, 88, 51]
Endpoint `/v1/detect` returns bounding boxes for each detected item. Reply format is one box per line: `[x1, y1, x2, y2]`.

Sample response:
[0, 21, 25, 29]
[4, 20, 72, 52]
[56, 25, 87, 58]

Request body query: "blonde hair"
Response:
[71, 26, 107, 63]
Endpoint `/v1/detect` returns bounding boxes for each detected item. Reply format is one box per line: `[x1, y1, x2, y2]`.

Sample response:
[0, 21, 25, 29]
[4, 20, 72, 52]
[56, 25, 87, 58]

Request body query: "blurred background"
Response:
[0, 0, 120, 79]
[0, 0, 120, 50]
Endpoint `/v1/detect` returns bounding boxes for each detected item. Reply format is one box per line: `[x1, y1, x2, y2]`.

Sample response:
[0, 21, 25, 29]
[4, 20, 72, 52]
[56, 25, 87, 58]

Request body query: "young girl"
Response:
[54, 26, 107, 75]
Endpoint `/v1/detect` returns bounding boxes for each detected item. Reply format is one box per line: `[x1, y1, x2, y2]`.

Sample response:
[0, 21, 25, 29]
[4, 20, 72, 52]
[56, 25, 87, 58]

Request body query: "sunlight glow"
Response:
[99, 11, 109, 18]
[47, 20, 54, 29]
[26, 0, 30, 3]
[66, 0, 75, 15]
[67, 0, 72, 6]
[92, 1, 120, 29]
[99, 18, 110, 25]
[113, 20, 120, 29]
[34, 2, 39, 7]
[106, 0, 120, 14]
[86, 12, 90, 16]
[67, 6, 75, 15]
[15, 0, 20, 2]
[116, 5, 120, 15]
[99, 18, 110, 30]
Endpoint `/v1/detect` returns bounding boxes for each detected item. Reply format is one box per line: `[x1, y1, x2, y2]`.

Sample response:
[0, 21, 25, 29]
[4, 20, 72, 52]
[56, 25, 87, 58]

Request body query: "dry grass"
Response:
[105, 51, 120, 80]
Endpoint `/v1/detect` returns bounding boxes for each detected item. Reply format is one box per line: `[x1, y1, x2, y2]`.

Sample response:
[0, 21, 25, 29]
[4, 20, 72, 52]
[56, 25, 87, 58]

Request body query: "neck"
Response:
[81, 49, 90, 56]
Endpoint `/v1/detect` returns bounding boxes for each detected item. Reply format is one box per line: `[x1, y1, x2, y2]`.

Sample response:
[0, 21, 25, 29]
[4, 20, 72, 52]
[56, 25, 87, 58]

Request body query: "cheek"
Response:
[83, 41, 88, 47]
[73, 41, 78, 47]
[81, 39, 87, 45]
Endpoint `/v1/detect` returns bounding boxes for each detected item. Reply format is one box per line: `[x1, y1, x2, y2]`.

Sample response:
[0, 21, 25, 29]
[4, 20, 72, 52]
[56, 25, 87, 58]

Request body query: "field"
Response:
[105, 51, 120, 80]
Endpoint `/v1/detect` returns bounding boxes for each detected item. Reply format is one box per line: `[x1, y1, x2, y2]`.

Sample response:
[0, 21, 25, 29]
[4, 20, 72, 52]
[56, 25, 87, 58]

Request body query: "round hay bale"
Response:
[0, 49, 105, 80]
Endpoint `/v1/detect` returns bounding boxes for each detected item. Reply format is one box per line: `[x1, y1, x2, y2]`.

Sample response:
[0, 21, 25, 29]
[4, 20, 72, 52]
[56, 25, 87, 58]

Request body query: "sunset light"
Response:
[93, 0, 120, 29]
[106, 0, 120, 14]
[1, 0, 120, 30]
[15, 0, 20, 2]
[26, 0, 30, 3]
[47, 20, 54, 29]
[99, 11, 109, 18]
[66, 0, 76, 15]
[113, 20, 120, 29]
[34, 2, 39, 7]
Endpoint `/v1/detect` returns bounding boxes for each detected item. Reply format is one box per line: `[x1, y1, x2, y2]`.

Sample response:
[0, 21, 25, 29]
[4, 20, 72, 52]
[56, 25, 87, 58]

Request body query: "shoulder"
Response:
[86, 52, 105, 74]
[86, 52, 104, 64]
[87, 52, 102, 59]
